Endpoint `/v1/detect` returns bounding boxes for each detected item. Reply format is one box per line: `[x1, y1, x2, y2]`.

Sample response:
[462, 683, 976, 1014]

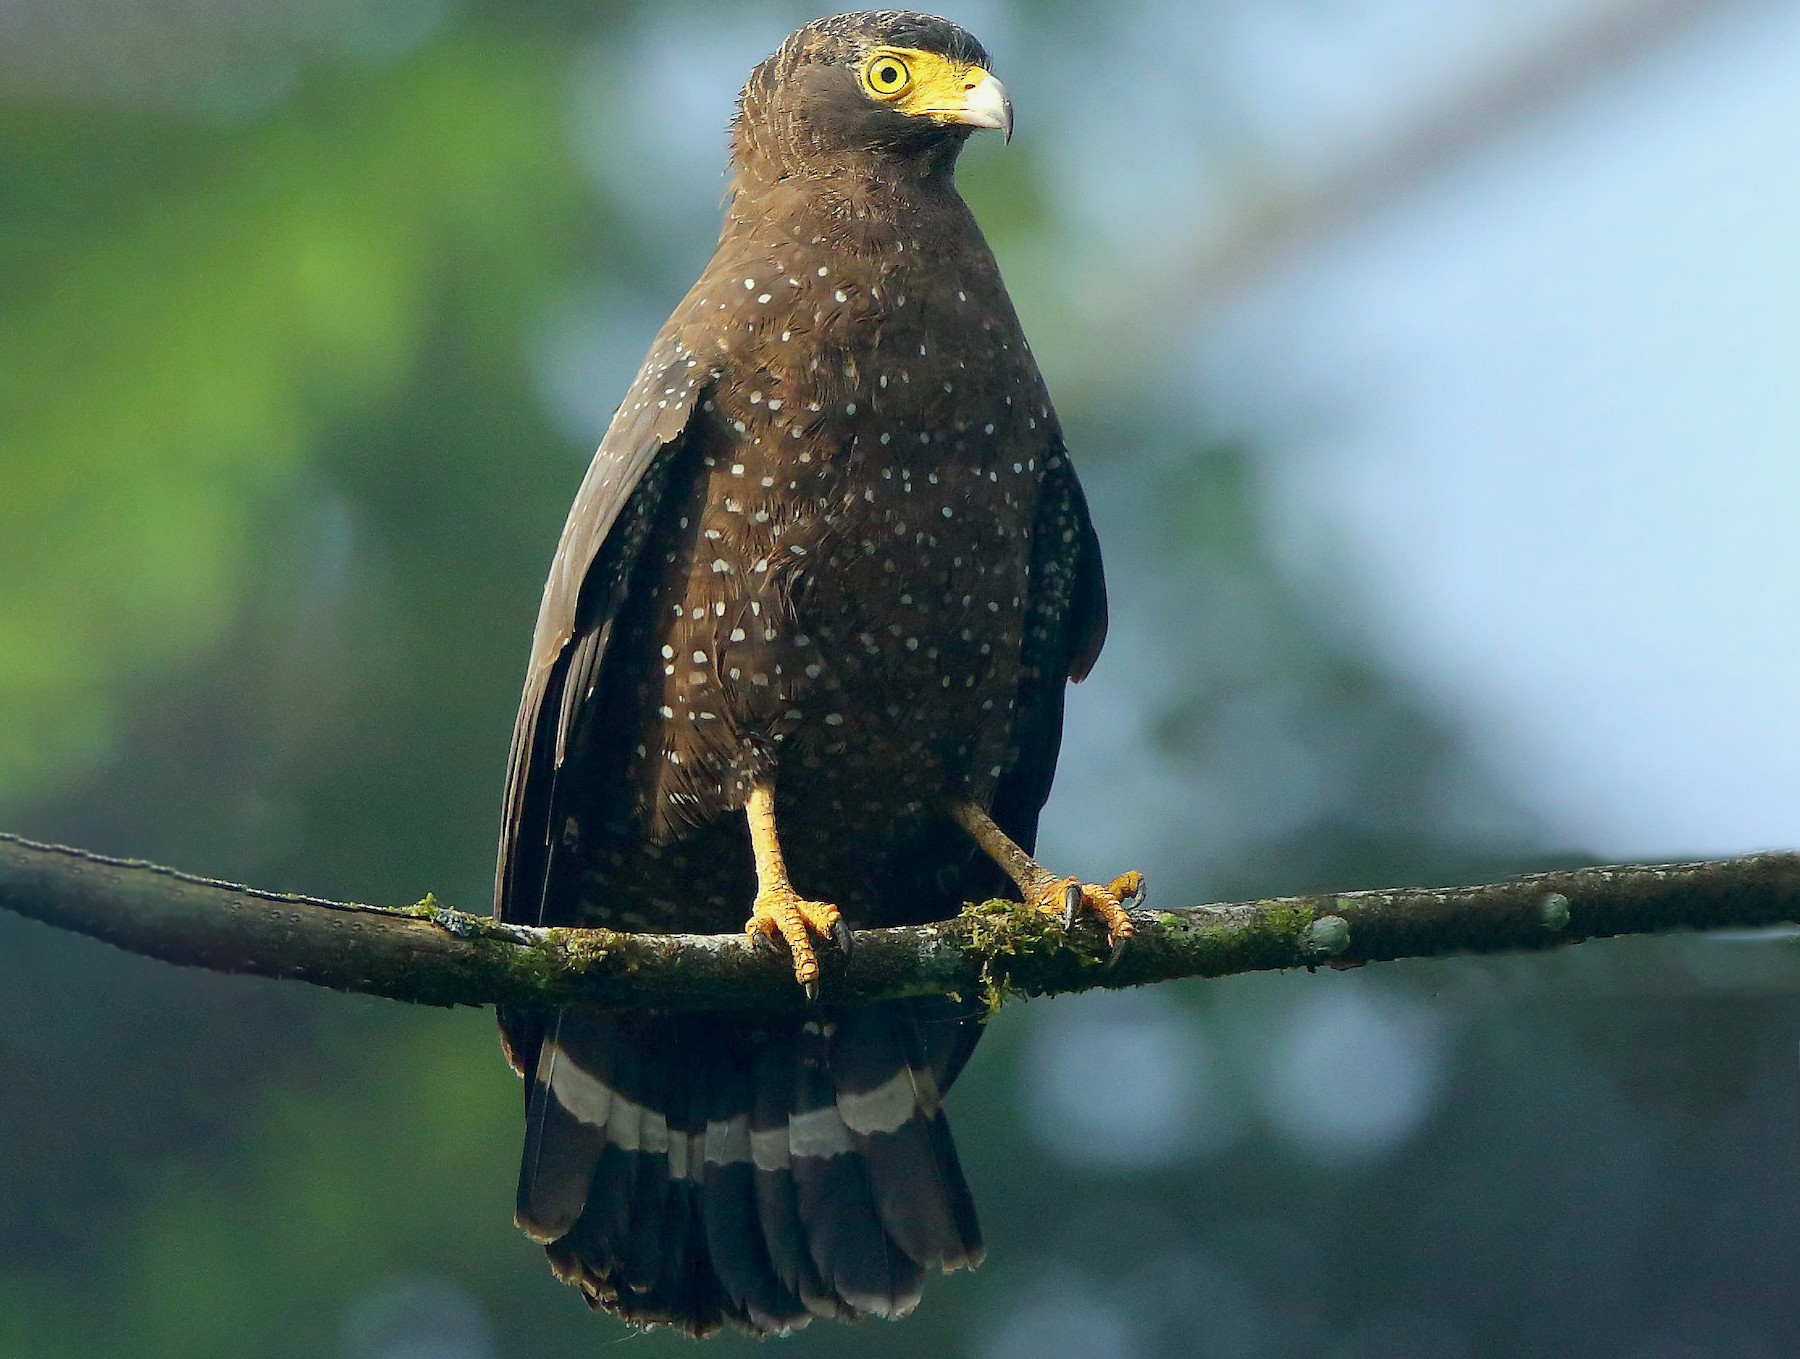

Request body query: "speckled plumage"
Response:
[495, 12, 1106, 1336]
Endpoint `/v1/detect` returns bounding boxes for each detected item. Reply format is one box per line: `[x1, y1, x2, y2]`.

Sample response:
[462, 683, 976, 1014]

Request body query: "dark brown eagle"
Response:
[495, 10, 1139, 1337]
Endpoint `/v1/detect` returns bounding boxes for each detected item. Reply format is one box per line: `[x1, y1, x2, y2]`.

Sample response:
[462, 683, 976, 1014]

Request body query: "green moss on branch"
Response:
[3, 831, 1798, 1014]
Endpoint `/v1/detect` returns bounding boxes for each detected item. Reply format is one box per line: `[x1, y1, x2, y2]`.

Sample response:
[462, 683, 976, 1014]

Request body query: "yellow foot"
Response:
[1026, 869, 1144, 964]
[745, 885, 852, 1002]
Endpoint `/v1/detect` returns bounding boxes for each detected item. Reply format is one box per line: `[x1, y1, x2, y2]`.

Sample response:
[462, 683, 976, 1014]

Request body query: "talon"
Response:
[950, 802, 1140, 967]
[746, 921, 781, 956]
[1026, 871, 1143, 961]
[744, 784, 846, 999]
[1109, 870, 1145, 907]
[1107, 931, 1131, 968]
[746, 884, 843, 998]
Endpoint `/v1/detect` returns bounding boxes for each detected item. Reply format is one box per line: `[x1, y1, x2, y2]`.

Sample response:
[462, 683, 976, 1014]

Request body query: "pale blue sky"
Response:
[1198, 0, 1800, 857]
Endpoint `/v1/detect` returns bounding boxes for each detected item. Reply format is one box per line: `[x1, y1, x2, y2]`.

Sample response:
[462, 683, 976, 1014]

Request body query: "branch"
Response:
[1185, 0, 1752, 322]
[3, 831, 1797, 1014]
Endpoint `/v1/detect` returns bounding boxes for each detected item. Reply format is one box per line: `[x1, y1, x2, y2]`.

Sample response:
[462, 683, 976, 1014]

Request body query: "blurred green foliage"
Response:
[0, 33, 579, 807]
[4, 5, 1799, 1358]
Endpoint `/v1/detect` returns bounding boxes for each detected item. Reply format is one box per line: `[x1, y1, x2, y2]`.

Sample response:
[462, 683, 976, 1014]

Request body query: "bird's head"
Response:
[732, 11, 1011, 185]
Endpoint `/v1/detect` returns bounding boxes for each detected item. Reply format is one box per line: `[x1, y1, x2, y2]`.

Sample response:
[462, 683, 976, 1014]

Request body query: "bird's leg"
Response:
[743, 781, 852, 1001]
[951, 801, 1142, 962]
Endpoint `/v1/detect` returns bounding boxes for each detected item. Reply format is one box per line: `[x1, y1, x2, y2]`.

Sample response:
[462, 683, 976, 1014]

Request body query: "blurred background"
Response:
[3, 0, 1799, 1354]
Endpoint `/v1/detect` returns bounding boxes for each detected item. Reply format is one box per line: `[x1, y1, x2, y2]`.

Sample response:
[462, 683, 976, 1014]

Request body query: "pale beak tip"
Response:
[960, 70, 1013, 142]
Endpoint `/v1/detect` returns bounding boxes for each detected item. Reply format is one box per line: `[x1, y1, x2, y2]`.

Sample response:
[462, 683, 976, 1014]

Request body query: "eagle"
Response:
[495, 10, 1138, 1336]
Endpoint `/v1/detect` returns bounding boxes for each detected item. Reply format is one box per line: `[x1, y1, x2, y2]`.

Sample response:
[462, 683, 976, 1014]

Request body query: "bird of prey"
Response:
[495, 10, 1139, 1336]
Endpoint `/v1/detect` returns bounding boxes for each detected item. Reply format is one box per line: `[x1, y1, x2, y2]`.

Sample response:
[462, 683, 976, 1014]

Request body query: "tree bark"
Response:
[3, 831, 1797, 1014]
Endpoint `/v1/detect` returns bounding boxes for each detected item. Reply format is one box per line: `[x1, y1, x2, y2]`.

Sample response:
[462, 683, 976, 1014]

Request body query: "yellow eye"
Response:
[863, 53, 912, 98]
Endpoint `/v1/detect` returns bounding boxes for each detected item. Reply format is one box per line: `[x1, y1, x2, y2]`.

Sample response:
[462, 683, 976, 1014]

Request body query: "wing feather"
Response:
[987, 443, 1107, 854]
[495, 325, 714, 936]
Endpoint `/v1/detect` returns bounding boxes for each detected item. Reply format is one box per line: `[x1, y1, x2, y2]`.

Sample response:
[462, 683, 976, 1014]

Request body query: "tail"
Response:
[511, 1000, 984, 1336]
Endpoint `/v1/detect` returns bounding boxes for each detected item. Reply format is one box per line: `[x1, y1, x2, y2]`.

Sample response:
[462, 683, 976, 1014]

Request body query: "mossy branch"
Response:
[3, 831, 1798, 1014]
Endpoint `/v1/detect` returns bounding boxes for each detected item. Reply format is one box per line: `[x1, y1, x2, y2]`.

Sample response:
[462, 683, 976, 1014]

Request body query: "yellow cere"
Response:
[858, 47, 990, 123]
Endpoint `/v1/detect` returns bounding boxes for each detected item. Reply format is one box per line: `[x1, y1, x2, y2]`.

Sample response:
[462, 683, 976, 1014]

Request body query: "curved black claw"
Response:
[803, 977, 821, 1004]
[832, 917, 854, 956]
[1107, 930, 1131, 969]
[750, 929, 782, 957]
[1061, 881, 1081, 931]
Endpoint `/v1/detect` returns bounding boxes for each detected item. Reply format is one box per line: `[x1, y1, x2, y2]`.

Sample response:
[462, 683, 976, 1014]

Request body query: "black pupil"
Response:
[878, 63, 899, 86]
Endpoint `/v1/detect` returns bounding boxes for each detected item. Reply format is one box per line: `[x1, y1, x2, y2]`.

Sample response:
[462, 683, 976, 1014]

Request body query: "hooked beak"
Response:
[944, 68, 1013, 143]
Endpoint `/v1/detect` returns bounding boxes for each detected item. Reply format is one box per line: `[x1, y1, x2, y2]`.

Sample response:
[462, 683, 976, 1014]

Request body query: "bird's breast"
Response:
[633, 229, 1058, 823]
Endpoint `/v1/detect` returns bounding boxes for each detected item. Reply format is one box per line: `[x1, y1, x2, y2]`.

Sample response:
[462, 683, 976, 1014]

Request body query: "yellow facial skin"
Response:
[857, 47, 1001, 127]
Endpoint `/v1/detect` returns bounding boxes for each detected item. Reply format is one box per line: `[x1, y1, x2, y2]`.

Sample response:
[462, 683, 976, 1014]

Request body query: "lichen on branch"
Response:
[2, 831, 1798, 1014]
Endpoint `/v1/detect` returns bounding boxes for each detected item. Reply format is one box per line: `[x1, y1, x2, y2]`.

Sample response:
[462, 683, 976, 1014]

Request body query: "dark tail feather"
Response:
[651, 1070, 711, 1324]
[702, 1043, 810, 1330]
[791, 1018, 925, 1317]
[514, 1002, 984, 1336]
[834, 1007, 983, 1273]
[621, 1026, 672, 1289]
[516, 1012, 612, 1244]
[750, 1038, 843, 1318]
[589, 1027, 642, 1251]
